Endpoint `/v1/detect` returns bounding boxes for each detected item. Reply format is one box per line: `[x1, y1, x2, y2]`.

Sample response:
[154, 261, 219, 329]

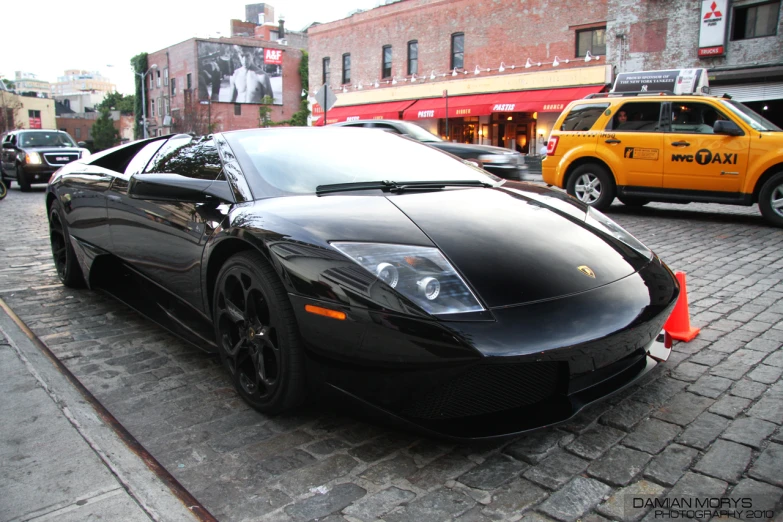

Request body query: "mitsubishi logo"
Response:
[704, 1, 722, 19]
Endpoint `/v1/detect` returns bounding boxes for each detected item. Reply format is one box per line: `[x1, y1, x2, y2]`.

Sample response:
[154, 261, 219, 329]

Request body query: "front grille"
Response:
[44, 152, 79, 166]
[401, 361, 564, 419]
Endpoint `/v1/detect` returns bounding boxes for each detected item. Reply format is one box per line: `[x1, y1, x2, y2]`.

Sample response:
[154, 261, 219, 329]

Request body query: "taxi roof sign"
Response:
[611, 69, 710, 95]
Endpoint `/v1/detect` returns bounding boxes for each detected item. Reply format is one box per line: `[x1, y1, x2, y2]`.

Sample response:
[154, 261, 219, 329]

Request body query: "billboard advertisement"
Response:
[197, 41, 283, 105]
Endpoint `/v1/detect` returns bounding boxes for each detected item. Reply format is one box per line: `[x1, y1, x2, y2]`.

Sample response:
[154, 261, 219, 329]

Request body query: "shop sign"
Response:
[264, 48, 283, 65]
[29, 117, 42, 129]
[346, 116, 360, 121]
[698, 0, 728, 58]
[542, 103, 565, 111]
[418, 110, 435, 118]
[455, 109, 471, 115]
[493, 104, 516, 111]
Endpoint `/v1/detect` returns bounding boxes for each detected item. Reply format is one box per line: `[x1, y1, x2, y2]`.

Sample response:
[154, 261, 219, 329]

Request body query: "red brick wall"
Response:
[307, 0, 609, 92]
[147, 37, 303, 134]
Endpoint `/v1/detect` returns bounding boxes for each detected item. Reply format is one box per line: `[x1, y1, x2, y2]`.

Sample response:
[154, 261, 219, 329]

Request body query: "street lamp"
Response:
[137, 64, 158, 139]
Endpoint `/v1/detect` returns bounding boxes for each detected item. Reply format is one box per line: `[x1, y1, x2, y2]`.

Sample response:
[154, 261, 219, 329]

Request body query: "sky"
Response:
[0, 0, 381, 95]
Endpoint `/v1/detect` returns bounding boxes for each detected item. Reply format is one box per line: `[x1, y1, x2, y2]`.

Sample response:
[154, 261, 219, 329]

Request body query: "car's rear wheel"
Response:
[49, 205, 86, 288]
[618, 196, 650, 207]
[213, 251, 306, 414]
[17, 165, 31, 192]
[758, 172, 783, 227]
[567, 163, 616, 210]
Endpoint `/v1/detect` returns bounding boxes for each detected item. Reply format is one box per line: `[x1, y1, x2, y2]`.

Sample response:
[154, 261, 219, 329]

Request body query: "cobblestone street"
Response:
[1, 184, 781, 522]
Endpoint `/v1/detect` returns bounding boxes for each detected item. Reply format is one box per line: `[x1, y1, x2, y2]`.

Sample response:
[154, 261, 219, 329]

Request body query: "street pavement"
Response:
[0, 183, 781, 522]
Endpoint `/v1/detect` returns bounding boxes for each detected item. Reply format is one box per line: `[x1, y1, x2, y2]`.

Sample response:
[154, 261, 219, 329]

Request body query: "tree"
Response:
[131, 52, 148, 139]
[97, 92, 135, 115]
[258, 95, 274, 127]
[92, 109, 120, 152]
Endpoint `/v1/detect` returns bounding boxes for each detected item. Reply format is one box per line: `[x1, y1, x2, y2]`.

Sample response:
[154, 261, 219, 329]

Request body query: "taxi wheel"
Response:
[758, 172, 783, 227]
[618, 196, 650, 207]
[567, 163, 616, 210]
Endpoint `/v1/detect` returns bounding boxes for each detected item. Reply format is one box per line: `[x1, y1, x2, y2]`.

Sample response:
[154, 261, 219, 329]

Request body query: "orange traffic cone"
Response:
[664, 271, 700, 342]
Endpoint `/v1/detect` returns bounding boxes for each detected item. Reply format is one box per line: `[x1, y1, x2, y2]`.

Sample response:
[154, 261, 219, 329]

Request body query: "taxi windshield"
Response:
[720, 100, 782, 132]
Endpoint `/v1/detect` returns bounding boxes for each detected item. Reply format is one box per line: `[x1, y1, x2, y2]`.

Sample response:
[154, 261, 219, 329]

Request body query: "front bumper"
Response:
[483, 163, 529, 181]
[20, 163, 58, 184]
[293, 256, 679, 440]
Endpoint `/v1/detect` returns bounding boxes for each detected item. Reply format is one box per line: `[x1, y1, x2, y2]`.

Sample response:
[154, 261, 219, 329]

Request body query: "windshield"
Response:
[400, 123, 443, 142]
[224, 128, 500, 197]
[720, 100, 782, 132]
[19, 131, 78, 148]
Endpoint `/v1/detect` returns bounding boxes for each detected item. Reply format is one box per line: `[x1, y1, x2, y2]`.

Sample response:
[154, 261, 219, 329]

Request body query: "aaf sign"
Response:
[698, 0, 728, 58]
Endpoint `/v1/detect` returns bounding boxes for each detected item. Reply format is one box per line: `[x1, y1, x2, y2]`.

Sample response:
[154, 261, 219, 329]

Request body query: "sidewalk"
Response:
[0, 299, 212, 522]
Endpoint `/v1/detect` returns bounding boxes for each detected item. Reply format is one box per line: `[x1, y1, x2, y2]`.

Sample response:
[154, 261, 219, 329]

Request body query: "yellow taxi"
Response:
[542, 69, 783, 226]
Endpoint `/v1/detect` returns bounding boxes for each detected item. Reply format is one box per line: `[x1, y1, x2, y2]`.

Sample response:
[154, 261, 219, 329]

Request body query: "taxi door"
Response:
[598, 101, 664, 188]
[663, 101, 750, 192]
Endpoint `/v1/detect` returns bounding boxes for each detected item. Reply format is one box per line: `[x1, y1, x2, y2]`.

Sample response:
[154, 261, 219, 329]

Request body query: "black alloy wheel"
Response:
[49, 205, 85, 288]
[17, 165, 31, 192]
[213, 251, 306, 414]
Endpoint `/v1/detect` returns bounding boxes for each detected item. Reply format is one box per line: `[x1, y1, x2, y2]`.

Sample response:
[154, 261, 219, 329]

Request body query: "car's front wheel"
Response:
[213, 251, 306, 414]
[567, 163, 616, 210]
[49, 205, 86, 288]
[17, 165, 31, 192]
[758, 172, 783, 227]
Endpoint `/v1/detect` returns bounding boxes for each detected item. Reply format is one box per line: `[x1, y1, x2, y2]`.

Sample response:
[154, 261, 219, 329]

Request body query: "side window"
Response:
[560, 103, 609, 131]
[145, 136, 225, 180]
[669, 102, 730, 134]
[124, 141, 166, 177]
[609, 102, 662, 132]
[373, 123, 402, 134]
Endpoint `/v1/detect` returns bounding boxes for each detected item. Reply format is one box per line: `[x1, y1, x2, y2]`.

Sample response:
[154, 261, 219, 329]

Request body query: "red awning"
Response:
[402, 85, 606, 120]
[314, 100, 416, 126]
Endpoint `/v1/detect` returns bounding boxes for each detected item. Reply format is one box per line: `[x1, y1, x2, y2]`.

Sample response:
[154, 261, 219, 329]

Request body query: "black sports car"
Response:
[47, 128, 678, 440]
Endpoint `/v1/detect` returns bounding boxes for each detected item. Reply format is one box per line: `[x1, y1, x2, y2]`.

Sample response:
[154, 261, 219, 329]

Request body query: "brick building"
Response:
[308, 0, 783, 152]
[142, 3, 307, 137]
[57, 112, 135, 147]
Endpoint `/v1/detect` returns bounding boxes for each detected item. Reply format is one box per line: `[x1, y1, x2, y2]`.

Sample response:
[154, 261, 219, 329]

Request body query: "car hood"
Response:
[386, 185, 642, 308]
[22, 146, 83, 153]
[250, 184, 644, 309]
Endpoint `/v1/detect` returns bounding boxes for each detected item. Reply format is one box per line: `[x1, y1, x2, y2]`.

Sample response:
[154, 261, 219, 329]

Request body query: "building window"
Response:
[576, 28, 606, 57]
[732, 1, 780, 40]
[342, 53, 351, 84]
[323, 57, 331, 86]
[156, 70, 161, 88]
[407, 41, 418, 76]
[451, 33, 464, 71]
[158, 97, 163, 116]
[187, 73, 192, 90]
[382, 45, 392, 79]
[163, 67, 169, 86]
[150, 99, 155, 117]
[171, 78, 176, 96]
[234, 103, 241, 116]
[75, 128, 81, 139]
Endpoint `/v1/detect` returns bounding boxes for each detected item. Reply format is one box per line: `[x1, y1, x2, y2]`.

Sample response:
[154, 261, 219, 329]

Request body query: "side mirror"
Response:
[2, 142, 14, 149]
[129, 173, 234, 203]
[77, 141, 87, 147]
[714, 120, 744, 136]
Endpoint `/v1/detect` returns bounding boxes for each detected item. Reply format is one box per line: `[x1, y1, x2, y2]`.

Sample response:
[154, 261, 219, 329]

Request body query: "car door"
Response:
[108, 135, 228, 313]
[599, 101, 664, 188]
[662, 101, 750, 193]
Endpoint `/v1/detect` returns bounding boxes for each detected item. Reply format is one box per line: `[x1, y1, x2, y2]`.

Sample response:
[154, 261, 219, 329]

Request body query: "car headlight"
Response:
[25, 152, 42, 165]
[331, 242, 485, 315]
[478, 154, 512, 164]
[586, 207, 652, 259]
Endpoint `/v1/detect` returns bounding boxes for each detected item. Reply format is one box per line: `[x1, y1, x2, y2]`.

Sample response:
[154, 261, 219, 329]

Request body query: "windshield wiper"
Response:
[316, 179, 493, 195]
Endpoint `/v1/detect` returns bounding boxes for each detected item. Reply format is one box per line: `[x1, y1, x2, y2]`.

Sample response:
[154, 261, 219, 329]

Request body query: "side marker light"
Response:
[305, 304, 346, 320]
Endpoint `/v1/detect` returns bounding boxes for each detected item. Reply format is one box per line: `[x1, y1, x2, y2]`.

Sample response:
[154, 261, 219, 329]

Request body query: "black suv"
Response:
[331, 119, 528, 180]
[1, 130, 88, 191]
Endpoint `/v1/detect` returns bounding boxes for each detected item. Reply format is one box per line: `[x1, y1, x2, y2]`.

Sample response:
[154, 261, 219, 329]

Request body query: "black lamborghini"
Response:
[46, 128, 678, 440]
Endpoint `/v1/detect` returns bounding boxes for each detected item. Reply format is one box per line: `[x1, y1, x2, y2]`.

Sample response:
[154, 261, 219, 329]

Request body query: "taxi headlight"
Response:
[586, 207, 652, 259]
[331, 242, 485, 315]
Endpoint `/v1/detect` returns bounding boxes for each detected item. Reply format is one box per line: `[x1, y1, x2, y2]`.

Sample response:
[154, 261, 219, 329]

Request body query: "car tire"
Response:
[618, 196, 650, 207]
[567, 163, 616, 210]
[758, 172, 783, 227]
[49, 204, 86, 288]
[17, 165, 31, 192]
[213, 251, 306, 414]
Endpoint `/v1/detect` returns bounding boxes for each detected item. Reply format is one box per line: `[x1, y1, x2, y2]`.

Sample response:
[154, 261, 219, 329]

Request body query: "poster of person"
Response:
[197, 41, 283, 105]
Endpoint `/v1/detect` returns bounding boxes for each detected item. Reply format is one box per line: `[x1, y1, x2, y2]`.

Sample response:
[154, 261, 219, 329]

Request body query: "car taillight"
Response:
[546, 136, 559, 156]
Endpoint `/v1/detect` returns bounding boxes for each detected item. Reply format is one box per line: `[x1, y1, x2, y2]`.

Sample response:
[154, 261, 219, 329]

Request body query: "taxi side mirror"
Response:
[714, 120, 744, 136]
